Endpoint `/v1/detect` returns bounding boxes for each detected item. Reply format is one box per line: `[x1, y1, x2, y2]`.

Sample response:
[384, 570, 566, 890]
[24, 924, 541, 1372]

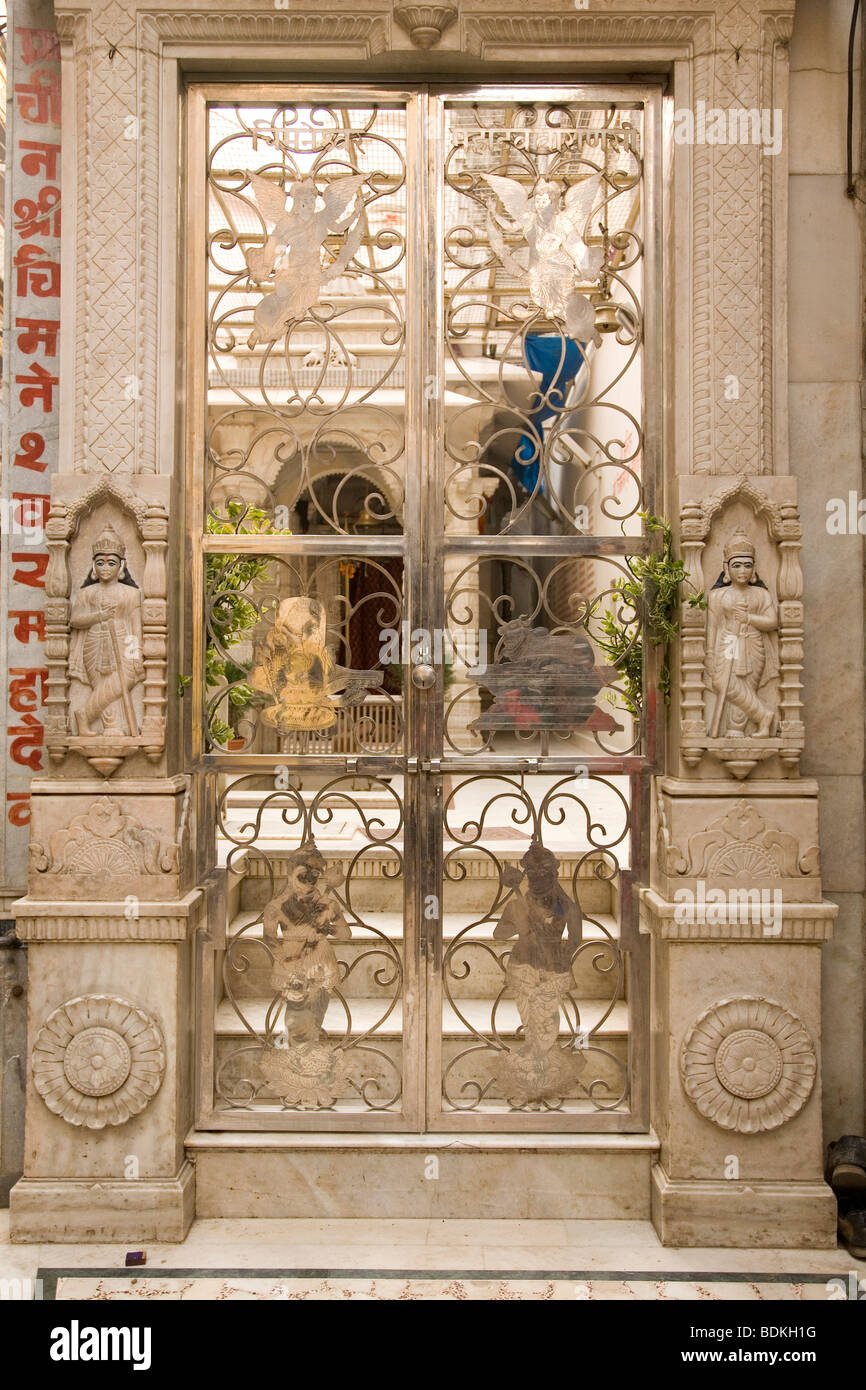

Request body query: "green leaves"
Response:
[204, 502, 290, 742]
[591, 512, 705, 718]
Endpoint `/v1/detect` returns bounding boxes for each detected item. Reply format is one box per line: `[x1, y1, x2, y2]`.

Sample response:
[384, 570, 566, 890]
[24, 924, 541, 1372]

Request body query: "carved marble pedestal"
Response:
[642, 778, 838, 1248]
[9, 777, 214, 1242]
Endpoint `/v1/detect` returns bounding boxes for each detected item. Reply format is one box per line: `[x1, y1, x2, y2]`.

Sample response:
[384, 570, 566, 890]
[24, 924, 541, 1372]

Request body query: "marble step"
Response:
[221, 910, 625, 1000]
[212, 997, 630, 1105]
[230, 845, 619, 917]
[187, 1131, 658, 1220]
[215, 994, 629, 1038]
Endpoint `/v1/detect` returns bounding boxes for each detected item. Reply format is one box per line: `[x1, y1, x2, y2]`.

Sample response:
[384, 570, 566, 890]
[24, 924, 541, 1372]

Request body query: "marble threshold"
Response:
[0, 1211, 858, 1280]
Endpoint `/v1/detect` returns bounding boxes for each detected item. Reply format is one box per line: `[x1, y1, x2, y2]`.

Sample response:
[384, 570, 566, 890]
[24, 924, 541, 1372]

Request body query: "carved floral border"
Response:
[53, 2, 794, 479]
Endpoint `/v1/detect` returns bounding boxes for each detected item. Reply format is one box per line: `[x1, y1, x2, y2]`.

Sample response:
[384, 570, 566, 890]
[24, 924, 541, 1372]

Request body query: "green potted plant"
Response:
[204, 502, 287, 748]
[591, 512, 706, 718]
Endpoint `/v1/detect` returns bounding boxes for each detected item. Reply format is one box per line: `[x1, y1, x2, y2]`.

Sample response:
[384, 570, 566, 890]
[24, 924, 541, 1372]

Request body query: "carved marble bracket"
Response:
[678, 477, 804, 780]
[394, 6, 457, 48]
[43, 475, 170, 777]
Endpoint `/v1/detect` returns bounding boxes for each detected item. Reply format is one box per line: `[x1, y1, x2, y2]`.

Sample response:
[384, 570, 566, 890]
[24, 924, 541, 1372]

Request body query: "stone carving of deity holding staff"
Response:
[704, 529, 779, 739]
[259, 841, 352, 1109]
[494, 841, 586, 1108]
[69, 526, 144, 738]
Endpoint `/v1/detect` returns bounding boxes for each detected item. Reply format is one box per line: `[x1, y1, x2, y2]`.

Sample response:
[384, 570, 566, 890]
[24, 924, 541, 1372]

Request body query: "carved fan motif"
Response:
[64, 839, 142, 875]
[705, 843, 780, 879]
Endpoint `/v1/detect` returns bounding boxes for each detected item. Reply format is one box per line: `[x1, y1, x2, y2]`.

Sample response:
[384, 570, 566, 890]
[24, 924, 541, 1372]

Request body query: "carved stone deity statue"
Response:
[68, 527, 144, 737]
[259, 841, 352, 1109]
[493, 840, 585, 1108]
[704, 530, 779, 740]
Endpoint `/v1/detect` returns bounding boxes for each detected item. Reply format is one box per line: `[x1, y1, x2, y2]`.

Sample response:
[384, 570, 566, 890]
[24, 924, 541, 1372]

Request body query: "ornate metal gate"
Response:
[187, 83, 661, 1131]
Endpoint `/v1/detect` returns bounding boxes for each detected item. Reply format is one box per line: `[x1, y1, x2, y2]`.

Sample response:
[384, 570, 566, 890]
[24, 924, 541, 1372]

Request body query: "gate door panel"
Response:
[189, 84, 659, 1131]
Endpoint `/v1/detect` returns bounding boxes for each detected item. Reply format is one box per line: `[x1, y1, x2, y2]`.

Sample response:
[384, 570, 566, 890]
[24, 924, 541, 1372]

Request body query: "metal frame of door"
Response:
[186, 81, 663, 1133]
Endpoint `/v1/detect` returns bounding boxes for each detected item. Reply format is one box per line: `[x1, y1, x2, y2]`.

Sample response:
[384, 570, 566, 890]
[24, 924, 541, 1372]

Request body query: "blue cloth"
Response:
[512, 334, 584, 494]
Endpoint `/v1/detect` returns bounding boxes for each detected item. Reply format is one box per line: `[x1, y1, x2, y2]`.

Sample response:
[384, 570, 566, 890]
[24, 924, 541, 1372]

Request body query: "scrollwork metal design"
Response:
[443, 101, 645, 535]
[215, 774, 405, 1114]
[206, 102, 408, 534]
[197, 87, 651, 1135]
[440, 773, 629, 1115]
[443, 553, 643, 756]
[204, 552, 403, 754]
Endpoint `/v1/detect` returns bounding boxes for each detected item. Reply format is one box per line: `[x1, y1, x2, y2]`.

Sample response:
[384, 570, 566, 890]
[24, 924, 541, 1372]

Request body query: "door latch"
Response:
[345, 756, 393, 776]
[406, 757, 443, 775]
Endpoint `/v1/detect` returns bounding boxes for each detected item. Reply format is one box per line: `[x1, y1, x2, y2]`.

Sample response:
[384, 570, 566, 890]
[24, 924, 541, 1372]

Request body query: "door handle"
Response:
[410, 662, 436, 689]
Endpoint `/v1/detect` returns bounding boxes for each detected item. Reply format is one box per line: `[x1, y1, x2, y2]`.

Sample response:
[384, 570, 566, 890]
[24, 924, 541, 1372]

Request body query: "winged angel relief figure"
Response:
[481, 174, 605, 345]
[244, 171, 368, 347]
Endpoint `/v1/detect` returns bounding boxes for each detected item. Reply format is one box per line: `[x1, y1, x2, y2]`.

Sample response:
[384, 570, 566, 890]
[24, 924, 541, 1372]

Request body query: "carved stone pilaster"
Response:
[139, 505, 169, 757]
[640, 881, 837, 1247]
[43, 519, 71, 754]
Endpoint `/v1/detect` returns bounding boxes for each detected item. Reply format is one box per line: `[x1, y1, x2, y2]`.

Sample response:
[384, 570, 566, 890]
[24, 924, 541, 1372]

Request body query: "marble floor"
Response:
[1, 1212, 862, 1300]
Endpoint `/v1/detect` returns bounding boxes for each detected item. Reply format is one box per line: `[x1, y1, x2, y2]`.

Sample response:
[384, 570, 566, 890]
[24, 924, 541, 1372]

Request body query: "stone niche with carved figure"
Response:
[43, 474, 170, 778]
[678, 477, 804, 781]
